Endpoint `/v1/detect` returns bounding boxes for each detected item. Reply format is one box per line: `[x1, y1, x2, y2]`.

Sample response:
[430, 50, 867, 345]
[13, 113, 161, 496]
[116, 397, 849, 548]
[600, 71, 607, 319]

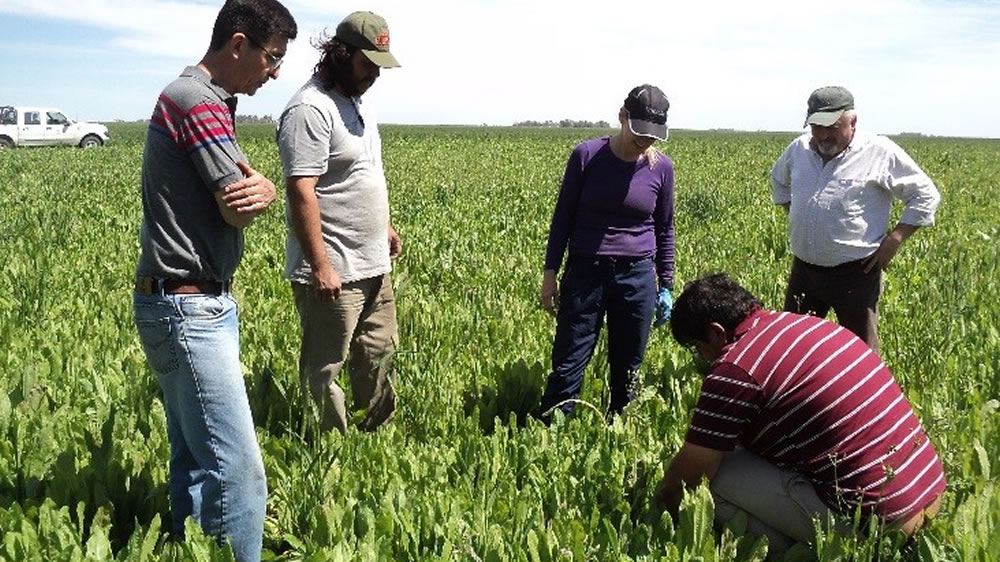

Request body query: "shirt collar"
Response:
[323, 80, 363, 107]
[714, 308, 766, 363]
[180, 65, 238, 114]
[732, 308, 767, 342]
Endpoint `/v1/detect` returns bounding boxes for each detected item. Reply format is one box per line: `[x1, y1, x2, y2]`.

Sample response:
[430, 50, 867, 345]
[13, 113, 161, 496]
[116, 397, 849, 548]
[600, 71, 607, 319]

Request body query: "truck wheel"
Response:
[80, 135, 103, 148]
[0, 136, 13, 149]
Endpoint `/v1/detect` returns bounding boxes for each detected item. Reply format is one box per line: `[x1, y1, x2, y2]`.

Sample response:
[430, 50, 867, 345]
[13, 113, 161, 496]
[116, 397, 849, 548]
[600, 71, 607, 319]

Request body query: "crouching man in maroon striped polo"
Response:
[654, 273, 945, 554]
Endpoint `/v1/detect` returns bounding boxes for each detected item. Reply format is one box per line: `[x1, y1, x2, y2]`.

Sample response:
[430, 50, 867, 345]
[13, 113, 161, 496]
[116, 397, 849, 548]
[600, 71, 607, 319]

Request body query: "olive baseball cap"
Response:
[335, 11, 400, 68]
[805, 86, 854, 127]
[624, 84, 670, 141]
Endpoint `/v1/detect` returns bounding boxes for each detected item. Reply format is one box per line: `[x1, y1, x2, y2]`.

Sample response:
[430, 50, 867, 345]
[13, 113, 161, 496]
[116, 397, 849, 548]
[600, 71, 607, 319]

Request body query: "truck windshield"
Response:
[47, 111, 69, 125]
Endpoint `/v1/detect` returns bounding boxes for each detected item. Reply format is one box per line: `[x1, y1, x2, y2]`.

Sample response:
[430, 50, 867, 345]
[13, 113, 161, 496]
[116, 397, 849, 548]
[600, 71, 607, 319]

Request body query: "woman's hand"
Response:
[540, 269, 559, 316]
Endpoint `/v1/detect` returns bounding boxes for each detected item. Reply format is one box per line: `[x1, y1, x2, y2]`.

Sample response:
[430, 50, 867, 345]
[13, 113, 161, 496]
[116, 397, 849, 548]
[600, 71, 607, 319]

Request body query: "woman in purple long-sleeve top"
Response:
[536, 84, 675, 421]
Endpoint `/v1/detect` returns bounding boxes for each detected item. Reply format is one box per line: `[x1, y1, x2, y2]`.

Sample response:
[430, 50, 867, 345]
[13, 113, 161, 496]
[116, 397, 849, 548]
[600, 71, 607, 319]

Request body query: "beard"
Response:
[331, 65, 360, 96]
[815, 138, 841, 156]
[330, 65, 374, 97]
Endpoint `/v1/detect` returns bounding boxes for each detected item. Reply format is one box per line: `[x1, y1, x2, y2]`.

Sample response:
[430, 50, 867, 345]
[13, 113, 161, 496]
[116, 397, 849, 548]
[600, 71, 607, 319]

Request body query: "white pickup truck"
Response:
[0, 106, 110, 149]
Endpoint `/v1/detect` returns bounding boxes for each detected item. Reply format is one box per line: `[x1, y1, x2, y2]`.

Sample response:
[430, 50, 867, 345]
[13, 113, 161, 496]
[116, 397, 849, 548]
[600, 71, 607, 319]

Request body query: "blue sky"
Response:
[1, 0, 998, 138]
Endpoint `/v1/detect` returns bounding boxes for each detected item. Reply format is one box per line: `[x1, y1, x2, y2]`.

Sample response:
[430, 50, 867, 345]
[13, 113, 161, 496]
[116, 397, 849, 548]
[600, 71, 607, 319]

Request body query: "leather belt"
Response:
[135, 277, 231, 295]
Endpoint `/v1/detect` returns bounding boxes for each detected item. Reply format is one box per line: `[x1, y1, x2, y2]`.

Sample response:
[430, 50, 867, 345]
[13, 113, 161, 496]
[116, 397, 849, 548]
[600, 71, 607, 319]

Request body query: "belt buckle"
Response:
[136, 277, 155, 295]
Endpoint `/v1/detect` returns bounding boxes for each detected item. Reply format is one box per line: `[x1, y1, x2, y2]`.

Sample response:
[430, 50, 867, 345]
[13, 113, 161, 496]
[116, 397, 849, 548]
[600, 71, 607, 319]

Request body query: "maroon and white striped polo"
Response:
[686, 310, 946, 523]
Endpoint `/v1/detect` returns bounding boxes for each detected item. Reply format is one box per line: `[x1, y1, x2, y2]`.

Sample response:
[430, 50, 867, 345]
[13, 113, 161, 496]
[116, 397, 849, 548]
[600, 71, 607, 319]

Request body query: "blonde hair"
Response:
[641, 146, 659, 168]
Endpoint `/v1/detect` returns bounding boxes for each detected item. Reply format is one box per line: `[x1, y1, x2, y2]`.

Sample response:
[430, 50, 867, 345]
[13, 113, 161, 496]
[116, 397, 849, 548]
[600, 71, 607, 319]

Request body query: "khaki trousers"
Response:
[292, 274, 398, 434]
[711, 449, 851, 557]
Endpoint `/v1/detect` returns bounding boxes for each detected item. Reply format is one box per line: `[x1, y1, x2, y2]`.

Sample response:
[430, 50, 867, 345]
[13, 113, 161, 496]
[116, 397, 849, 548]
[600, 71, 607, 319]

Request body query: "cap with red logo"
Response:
[335, 11, 400, 68]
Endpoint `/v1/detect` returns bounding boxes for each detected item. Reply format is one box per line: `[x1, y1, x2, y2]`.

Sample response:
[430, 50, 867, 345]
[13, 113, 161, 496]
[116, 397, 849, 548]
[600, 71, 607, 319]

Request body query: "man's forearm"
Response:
[286, 178, 331, 273]
[214, 189, 255, 228]
[655, 465, 687, 518]
[654, 443, 725, 519]
[888, 222, 920, 244]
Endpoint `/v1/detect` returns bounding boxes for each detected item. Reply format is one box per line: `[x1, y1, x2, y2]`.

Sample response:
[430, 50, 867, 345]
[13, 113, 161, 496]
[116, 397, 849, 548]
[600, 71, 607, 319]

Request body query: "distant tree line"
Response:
[513, 119, 611, 128]
[112, 114, 276, 125]
[236, 114, 275, 124]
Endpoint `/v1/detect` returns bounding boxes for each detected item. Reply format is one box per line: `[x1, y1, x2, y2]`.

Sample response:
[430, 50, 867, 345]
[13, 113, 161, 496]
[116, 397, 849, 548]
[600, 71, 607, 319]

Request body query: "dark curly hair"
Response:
[670, 273, 762, 348]
[312, 33, 358, 91]
[209, 0, 298, 52]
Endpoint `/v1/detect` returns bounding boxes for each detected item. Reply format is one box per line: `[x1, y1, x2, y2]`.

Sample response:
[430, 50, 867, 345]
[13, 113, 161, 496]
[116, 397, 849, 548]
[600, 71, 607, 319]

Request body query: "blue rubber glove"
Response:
[653, 287, 672, 327]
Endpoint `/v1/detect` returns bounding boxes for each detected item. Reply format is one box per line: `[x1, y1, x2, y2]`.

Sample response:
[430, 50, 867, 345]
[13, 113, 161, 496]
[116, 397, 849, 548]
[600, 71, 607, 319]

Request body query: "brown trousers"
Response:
[292, 274, 398, 434]
[783, 256, 882, 352]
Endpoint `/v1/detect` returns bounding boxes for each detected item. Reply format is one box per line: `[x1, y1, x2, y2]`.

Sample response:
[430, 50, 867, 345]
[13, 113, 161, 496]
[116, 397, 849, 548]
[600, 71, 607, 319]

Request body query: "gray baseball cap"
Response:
[805, 86, 854, 127]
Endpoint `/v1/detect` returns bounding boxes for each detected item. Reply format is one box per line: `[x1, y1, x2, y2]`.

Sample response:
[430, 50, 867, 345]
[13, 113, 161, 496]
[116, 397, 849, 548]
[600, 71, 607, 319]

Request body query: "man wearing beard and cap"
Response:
[277, 11, 401, 434]
[770, 86, 940, 351]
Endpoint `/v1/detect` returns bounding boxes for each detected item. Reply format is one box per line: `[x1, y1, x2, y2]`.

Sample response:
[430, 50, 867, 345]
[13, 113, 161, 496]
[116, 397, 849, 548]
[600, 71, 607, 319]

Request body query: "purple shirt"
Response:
[544, 137, 675, 288]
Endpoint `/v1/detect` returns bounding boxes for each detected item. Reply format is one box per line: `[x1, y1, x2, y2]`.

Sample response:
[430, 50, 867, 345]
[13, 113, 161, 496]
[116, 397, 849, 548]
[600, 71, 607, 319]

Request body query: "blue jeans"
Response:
[538, 256, 657, 418]
[134, 290, 266, 562]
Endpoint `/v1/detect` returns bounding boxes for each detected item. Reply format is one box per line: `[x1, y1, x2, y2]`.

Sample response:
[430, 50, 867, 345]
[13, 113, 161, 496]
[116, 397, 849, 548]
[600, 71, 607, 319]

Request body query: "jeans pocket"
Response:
[136, 317, 180, 374]
[631, 257, 655, 274]
[177, 294, 231, 320]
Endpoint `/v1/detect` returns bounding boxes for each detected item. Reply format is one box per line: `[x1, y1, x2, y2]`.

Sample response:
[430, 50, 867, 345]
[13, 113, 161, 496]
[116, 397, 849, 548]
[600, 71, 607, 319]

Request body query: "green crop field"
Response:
[0, 123, 998, 561]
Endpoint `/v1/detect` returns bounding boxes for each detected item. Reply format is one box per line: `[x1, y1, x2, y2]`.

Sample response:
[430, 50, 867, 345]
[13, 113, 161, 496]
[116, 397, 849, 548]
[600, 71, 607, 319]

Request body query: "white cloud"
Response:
[0, 0, 215, 57]
[1, 0, 998, 136]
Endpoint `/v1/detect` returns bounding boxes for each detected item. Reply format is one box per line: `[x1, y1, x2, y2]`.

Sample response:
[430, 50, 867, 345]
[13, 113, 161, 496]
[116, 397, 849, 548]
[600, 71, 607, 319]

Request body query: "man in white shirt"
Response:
[771, 86, 940, 351]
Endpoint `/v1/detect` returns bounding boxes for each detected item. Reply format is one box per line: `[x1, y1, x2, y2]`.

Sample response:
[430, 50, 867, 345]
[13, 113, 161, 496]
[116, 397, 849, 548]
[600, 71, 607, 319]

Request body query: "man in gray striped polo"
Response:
[133, 1, 296, 559]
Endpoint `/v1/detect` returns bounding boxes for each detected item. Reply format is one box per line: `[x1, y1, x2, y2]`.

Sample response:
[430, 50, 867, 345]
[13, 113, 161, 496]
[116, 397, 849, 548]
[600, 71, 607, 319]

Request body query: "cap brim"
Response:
[362, 50, 400, 69]
[628, 118, 668, 141]
[805, 110, 844, 127]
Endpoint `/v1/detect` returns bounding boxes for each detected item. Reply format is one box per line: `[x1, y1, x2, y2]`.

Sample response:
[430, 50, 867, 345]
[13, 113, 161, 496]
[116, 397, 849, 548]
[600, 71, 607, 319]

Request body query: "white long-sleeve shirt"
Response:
[771, 131, 940, 267]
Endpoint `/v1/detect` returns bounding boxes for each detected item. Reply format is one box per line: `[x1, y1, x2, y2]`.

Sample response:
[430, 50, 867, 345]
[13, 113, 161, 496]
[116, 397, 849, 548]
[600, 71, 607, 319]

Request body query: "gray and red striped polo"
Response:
[686, 309, 946, 523]
[136, 66, 247, 282]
